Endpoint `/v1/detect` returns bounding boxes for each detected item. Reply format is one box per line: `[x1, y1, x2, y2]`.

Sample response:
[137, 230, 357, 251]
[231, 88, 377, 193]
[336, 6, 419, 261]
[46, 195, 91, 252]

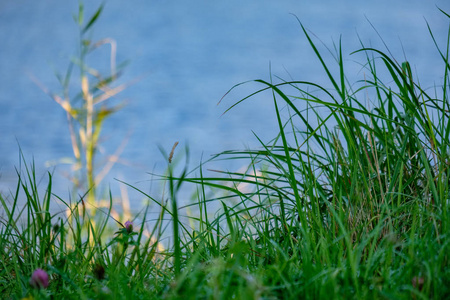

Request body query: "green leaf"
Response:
[82, 4, 104, 34]
[78, 2, 84, 26]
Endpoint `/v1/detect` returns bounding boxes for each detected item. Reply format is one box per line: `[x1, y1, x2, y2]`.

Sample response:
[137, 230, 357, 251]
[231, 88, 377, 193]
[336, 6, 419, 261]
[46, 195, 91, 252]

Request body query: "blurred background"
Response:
[0, 0, 449, 209]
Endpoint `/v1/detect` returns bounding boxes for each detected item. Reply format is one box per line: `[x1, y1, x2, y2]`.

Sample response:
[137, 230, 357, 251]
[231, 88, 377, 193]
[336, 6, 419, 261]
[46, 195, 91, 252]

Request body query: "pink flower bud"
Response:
[124, 220, 133, 233]
[412, 276, 425, 291]
[29, 268, 49, 289]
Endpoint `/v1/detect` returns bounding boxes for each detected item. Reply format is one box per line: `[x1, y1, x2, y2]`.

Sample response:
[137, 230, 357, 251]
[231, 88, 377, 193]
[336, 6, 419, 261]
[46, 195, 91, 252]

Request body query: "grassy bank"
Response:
[1, 9, 450, 300]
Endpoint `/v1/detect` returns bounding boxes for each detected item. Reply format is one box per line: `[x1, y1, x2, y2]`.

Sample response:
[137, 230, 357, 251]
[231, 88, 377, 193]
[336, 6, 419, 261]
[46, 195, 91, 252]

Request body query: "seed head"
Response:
[412, 276, 425, 291]
[93, 262, 106, 280]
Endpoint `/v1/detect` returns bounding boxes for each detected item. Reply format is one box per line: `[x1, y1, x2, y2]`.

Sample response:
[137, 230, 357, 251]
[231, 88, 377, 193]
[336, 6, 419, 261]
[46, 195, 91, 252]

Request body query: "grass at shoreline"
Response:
[1, 11, 450, 300]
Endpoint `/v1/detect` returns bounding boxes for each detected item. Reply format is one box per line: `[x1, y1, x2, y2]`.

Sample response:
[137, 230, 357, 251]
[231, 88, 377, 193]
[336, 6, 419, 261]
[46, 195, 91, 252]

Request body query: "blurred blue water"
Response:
[0, 0, 449, 209]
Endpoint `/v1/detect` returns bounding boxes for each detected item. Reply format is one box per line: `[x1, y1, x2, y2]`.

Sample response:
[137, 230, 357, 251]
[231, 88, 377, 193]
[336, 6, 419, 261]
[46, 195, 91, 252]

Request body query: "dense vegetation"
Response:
[1, 5, 449, 300]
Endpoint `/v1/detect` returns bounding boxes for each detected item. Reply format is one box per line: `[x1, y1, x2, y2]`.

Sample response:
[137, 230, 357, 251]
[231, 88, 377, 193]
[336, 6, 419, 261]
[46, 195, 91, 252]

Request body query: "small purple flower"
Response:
[124, 220, 133, 233]
[29, 268, 49, 289]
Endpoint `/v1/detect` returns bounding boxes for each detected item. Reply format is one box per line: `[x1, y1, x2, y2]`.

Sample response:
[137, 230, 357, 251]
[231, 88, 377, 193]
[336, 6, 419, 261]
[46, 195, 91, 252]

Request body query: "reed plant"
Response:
[1, 7, 449, 300]
[33, 3, 131, 209]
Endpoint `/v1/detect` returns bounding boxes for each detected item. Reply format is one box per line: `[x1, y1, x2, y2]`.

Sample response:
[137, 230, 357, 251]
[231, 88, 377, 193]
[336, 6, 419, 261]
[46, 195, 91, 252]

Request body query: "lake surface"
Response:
[0, 0, 449, 212]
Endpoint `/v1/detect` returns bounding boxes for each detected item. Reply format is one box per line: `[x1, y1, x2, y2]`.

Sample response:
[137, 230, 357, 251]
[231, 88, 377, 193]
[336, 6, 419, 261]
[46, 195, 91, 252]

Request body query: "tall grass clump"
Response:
[157, 11, 450, 299]
[0, 158, 171, 299]
[1, 6, 450, 300]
